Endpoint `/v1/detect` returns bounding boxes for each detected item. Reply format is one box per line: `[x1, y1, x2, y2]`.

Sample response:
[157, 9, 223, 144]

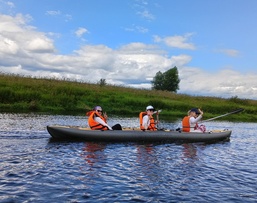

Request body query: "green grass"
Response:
[0, 72, 256, 122]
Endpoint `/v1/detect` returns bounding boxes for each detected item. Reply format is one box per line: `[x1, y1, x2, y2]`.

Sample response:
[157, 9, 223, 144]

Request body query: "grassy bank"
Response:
[0, 73, 256, 122]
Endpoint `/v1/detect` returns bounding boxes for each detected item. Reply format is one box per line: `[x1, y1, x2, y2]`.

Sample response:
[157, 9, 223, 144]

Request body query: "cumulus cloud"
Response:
[0, 14, 55, 64]
[154, 33, 196, 50]
[179, 68, 257, 99]
[0, 36, 19, 54]
[0, 13, 33, 32]
[0, 13, 257, 100]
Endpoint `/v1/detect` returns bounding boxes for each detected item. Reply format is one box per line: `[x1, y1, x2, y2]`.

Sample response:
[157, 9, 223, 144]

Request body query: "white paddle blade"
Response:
[154, 109, 162, 114]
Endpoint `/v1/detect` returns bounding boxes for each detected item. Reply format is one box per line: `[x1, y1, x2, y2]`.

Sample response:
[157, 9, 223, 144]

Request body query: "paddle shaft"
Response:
[199, 108, 244, 123]
[155, 110, 161, 129]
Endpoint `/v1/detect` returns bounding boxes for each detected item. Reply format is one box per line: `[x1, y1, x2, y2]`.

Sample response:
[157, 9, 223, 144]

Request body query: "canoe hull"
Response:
[47, 125, 232, 143]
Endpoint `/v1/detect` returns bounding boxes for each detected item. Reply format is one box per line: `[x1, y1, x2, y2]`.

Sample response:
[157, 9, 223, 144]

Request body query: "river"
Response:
[0, 113, 256, 202]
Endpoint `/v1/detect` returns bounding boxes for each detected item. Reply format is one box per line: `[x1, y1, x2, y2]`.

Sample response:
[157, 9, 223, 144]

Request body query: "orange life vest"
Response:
[182, 116, 190, 132]
[182, 116, 198, 132]
[139, 112, 157, 131]
[86, 110, 94, 116]
[88, 111, 108, 130]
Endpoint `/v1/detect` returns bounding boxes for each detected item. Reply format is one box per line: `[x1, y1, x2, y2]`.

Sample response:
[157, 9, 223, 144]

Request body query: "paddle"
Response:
[199, 108, 244, 123]
[154, 109, 162, 129]
[154, 109, 162, 114]
[175, 108, 244, 132]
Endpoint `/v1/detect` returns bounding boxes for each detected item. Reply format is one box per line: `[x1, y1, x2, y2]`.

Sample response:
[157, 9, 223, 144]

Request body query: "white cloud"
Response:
[124, 25, 149, 33]
[133, 0, 155, 21]
[178, 68, 257, 99]
[0, 36, 19, 54]
[154, 33, 196, 50]
[0, 13, 33, 33]
[64, 14, 72, 22]
[75, 27, 89, 38]
[0, 13, 257, 100]
[0, 14, 55, 55]
[26, 37, 55, 53]
[46, 10, 61, 16]
[216, 49, 240, 57]
[0, 0, 15, 11]
[45, 10, 72, 22]
[6, 1, 15, 8]
[137, 10, 155, 20]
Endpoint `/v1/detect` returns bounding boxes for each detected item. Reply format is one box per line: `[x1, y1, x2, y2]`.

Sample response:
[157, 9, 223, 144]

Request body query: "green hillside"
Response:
[0, 73, 256, 122]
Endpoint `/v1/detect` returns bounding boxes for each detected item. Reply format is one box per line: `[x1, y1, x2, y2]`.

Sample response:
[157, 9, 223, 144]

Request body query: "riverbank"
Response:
[0, 73, 256, 122]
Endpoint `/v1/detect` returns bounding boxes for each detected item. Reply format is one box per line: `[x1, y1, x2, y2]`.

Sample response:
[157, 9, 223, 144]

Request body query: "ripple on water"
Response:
[1, 114, 257, 202]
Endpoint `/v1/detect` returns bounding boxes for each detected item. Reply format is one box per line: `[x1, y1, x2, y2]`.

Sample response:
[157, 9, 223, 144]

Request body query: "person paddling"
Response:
[139, 105, 158, 131]
[182, 108, 206, 132]
[87, 106, 122, 130]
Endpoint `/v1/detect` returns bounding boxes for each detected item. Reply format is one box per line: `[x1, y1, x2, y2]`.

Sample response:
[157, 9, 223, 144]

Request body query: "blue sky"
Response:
[0, 0, 257, 100]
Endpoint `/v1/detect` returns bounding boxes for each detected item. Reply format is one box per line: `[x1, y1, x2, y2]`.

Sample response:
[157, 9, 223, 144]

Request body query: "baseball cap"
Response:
[94, 106, 102, 111]
[146, 105, 155, 111]
[190, 108, 200, 114]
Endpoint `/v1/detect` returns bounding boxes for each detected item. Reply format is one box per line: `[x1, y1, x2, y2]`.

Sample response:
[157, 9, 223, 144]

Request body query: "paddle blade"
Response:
[154, 109, 162, 114]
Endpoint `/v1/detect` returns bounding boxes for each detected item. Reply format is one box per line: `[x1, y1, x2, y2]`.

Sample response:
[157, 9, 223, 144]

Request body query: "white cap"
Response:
[146, 105, 155, 110]
[94, 106, 102, 111]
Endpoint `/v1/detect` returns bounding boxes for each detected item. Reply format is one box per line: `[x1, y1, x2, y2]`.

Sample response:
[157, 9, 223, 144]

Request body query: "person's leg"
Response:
[112, 124, 122, 130]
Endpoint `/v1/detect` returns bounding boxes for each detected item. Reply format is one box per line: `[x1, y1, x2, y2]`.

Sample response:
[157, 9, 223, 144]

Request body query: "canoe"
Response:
[47, 125, 232, 143]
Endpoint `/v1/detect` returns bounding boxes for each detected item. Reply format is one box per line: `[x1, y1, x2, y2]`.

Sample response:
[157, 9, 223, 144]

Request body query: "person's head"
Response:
[189, 108, 200, 117]
[94, 106, 103, 114]
[146, 105, 155, 115]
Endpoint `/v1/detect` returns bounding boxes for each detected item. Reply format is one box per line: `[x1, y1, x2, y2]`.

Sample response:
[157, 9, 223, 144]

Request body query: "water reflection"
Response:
[135, 144, 158, 172]
[2, 113, 257, 202]
[134, 144, 162, 183]
[79, 142, 107, 187]
[182, 143, 198, 160]
[82, 142, 106, 168]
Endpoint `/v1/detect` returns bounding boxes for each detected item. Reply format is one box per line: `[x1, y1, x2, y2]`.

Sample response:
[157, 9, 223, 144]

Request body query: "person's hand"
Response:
[103, 112, 108, 120]
[198, 109, 203, 115]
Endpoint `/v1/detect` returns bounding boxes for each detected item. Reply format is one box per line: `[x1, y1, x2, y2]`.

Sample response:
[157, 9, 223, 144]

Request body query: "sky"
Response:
[0, 0, 257, 100]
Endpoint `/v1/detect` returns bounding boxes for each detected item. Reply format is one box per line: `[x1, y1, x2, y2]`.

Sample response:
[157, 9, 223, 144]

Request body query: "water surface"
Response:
[0, 113, 256, 202]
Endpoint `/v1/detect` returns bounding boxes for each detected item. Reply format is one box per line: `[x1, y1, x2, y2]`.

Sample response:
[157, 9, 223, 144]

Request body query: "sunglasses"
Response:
[147, 109, 154, 112]
[97, 110, 103, 113]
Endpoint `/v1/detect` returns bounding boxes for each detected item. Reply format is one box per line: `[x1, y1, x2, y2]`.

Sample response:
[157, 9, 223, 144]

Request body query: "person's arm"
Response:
[94, 116, 113, 130]
[195, 109, 203, 123]
[142, 115, 149, 130]
[190, 115, 202, 124]
[195, 114, 202, 123]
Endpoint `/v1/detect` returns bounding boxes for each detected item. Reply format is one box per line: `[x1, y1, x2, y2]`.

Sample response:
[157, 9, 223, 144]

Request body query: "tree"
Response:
[98, 78, 107, 87]
[151, 66, 180, 93]
[151, 71, 164, 90]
